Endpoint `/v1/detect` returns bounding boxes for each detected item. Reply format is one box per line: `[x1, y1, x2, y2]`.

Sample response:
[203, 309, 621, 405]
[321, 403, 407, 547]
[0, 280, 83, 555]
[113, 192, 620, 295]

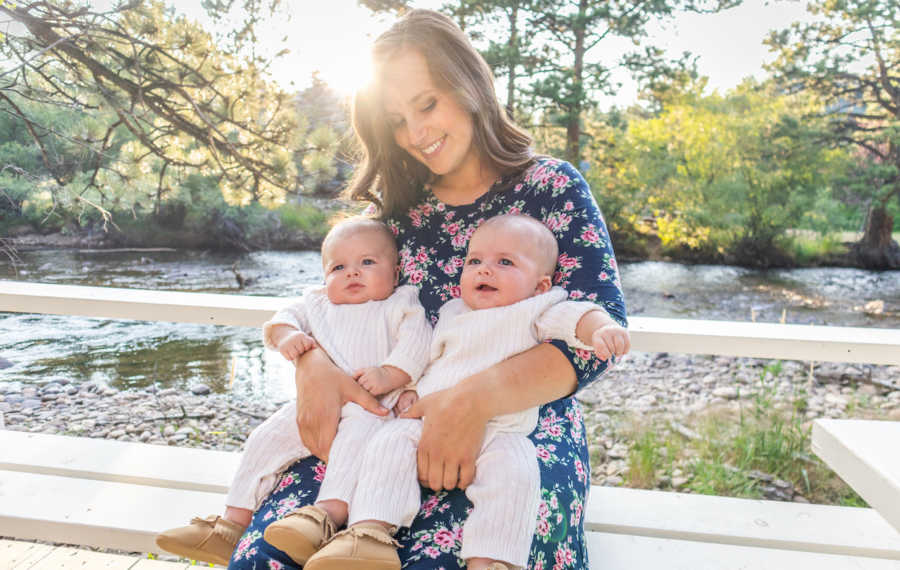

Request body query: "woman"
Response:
[230, 9, 626, 569]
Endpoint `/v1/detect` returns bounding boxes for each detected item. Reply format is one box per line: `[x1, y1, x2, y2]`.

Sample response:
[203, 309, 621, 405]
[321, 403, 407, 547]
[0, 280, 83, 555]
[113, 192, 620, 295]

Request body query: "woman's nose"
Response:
[407, 116, 428, 146]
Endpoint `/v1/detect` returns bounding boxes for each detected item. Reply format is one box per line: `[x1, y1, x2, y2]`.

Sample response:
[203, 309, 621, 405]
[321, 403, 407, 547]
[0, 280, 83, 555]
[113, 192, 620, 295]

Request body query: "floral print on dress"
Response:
[229, 157, 626, 570]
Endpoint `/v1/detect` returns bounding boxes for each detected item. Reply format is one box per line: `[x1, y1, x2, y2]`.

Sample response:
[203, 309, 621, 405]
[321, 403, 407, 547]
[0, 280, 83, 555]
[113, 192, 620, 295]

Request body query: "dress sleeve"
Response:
[261, 297, 311, 351]
[527, 159, 628, 391]
[381, 286, 433, 383]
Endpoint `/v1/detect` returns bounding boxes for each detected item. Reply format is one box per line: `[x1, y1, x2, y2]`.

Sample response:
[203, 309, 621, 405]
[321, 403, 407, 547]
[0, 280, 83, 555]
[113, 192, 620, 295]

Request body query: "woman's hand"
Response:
[400, 382, 491, 491]
[294, 348, 389, 461]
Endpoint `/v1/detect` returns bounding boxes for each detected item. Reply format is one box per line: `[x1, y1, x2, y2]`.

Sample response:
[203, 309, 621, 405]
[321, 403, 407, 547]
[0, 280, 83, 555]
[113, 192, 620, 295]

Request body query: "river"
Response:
[2, 248, 898, 404]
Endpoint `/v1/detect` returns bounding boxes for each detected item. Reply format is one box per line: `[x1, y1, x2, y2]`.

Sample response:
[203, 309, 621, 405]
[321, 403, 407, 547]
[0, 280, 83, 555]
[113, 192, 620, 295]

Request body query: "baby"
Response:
[265, 214, 630, 570]
[156, 217, 432, 566]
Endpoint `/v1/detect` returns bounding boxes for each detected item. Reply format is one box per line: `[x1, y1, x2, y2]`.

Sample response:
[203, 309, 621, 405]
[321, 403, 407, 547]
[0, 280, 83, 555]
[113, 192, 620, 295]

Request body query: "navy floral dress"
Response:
[229, 157, 627, 570]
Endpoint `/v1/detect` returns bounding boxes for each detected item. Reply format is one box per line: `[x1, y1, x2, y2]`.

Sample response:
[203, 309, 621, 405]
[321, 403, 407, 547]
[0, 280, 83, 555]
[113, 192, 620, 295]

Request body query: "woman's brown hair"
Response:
[346, 9, 534, 219]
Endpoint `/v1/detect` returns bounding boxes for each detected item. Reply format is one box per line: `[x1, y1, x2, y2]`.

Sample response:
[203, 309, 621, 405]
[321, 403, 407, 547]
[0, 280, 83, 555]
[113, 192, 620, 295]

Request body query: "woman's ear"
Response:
[535, 275, 552, 294]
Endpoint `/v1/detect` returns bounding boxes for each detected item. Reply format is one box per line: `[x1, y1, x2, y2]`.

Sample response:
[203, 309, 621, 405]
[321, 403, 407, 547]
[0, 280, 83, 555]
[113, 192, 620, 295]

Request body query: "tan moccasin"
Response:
[304, 522, 401, 570]
[155, 515, 245, 566]
[263, 505, 337, 564]
[485, 563, 514, 570]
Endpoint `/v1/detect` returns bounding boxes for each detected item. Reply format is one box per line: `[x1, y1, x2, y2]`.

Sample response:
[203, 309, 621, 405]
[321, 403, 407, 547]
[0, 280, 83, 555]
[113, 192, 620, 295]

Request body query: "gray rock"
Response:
[21, 398, 42, 409]
[190, 384, 211, 396]
[713, 386, 739, 400]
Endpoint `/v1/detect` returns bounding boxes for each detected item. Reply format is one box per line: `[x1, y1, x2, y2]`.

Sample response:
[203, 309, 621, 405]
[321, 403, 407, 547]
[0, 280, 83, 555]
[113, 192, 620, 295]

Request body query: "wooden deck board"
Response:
[586, 532, 900, 569]
[813, 419, 900, 534]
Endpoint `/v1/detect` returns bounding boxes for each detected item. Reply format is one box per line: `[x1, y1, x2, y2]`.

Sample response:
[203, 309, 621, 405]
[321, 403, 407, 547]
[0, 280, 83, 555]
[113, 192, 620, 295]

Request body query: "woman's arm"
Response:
[293, 348, 389, 461]
[401, 342, 573, 490]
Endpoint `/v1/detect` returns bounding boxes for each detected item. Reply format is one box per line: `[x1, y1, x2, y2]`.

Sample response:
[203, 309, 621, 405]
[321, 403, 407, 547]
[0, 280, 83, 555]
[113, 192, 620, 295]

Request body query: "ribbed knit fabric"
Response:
[419, 287, 598, 432]
[225, 285, 431, 511]
[458, 432, 540, 567]
[348, 418, 423, 528]
[263, 285, 432, 407]
[347, 287, 595, 565]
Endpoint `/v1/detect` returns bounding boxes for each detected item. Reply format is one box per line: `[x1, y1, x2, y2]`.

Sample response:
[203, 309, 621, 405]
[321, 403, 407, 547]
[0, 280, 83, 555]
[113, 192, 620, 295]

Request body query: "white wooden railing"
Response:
[2, 280, 899, 366]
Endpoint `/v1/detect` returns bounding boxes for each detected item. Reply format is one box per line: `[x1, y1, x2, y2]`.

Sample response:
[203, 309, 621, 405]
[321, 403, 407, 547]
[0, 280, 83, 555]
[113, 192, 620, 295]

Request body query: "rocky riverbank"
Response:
[2, 351, 898, 499]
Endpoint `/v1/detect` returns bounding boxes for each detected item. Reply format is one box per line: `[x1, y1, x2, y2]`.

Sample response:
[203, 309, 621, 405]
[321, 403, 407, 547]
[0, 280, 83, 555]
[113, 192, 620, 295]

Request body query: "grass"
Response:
[620, 362, 870, 506]
[276, 203, 330, 236]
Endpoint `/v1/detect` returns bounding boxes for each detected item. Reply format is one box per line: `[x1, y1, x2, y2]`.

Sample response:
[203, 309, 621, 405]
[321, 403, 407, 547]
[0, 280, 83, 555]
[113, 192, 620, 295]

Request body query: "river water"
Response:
[2, 249, 898, 404]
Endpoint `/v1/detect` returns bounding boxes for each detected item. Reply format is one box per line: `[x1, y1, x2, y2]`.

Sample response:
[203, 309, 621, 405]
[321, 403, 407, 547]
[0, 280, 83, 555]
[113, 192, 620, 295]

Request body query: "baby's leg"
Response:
[226, 400, 310, 513]
[158, 402, 309, 565]
[315, 403, 389, 526]
[461, 432, 540, 569]
[347, 417, 423, 529]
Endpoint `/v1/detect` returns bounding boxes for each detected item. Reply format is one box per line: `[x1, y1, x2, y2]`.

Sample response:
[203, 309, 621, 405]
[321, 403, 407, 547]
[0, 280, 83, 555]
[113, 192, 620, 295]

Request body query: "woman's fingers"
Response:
[442, 461, 459, 491]
[458, 460, 476, 490]
[343, 379, 389, 416]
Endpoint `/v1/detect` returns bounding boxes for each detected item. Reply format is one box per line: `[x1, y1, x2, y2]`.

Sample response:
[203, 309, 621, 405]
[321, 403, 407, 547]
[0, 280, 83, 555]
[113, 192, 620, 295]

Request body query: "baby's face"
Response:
[460, 223, 551, 310]
[322, 230, 398, 304]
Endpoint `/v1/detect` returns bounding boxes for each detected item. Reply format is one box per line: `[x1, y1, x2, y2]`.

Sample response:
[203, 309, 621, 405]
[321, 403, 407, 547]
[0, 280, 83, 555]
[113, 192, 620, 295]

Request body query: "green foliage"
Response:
[600, 80, 855, 265]
[765, 0, 900, 261]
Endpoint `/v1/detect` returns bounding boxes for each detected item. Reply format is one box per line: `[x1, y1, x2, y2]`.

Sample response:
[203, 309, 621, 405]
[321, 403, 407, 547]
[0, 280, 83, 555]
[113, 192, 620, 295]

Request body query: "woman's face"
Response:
[380, 48, 478, 181]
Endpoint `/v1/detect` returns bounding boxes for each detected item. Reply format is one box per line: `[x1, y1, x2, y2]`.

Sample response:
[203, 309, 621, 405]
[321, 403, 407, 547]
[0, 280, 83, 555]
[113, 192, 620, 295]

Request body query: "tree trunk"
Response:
[565, 0, 587, 165]
[505, 3, 518, 120]
[852, 201, 900, 269]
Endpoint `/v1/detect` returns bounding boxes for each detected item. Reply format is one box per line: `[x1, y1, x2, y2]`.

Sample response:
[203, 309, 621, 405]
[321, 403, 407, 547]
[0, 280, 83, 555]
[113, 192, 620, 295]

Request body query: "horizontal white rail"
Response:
[2, 280, 899, 365]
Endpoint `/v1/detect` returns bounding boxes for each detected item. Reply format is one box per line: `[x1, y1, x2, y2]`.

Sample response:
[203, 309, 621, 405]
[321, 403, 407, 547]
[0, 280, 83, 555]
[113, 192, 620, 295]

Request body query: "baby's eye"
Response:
[331, 264, 344, 272]
[362, 258, 376, 265]
[466, 258, 480, 265]
[499, 258, 513, 266]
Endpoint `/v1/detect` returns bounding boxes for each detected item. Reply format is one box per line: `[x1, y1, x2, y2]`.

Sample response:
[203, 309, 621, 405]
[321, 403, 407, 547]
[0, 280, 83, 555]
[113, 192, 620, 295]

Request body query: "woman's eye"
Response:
[422, 99, 436, 112]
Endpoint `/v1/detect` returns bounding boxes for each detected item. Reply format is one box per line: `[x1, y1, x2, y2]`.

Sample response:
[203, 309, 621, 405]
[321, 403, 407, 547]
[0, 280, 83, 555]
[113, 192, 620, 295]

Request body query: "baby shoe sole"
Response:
[155, 535, 230, 567]
[263, 525, 320, 565]
[306, 558, 400, 570]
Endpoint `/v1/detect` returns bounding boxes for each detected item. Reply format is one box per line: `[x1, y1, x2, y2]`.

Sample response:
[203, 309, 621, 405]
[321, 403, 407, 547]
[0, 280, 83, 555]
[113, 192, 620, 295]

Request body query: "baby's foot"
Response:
[156, 515, 245, 566]
[263, 505, 337, 564]
[304, 522, 401, 570]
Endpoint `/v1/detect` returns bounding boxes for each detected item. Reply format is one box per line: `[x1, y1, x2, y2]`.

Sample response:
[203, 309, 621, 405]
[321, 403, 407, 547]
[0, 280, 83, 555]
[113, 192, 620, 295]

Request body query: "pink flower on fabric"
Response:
[609, 257, 617, 269]
[421, 203, 433, 216]
[452, 256, 465, 267]
[581, 228, 599, 243]
[416, 249, 429, 263]
[312, 462, 326, 482]
[409, 269, 424, 284]
[410, 211, 422, 227]
[552, 175, 570, 188]
[547, 424, 562, 437]
[268, 560, 284, 569]
[433, 529, 456, 547]
[569, 290, 584, 299]
[574, 348, 592, 361]
[449, 285, 461, 298]
[599, 271, 609, 281]
[558, 254, 578, 269]
[451, 233, 467, 248]
[564, 201, 574, 211]
[445, 222, 460, 235]
[277, 474, 295, 490]
[424, 546, 441, 558]
[536, 446, 551, 460]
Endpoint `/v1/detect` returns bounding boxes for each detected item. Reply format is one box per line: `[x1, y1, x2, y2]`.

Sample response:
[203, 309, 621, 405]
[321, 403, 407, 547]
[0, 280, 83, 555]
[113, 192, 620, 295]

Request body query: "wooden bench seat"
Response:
[2, 430, 900, 568]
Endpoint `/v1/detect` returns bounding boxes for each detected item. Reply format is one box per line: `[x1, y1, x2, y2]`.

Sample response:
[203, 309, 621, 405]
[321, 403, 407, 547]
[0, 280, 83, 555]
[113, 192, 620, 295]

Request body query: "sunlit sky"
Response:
[178, 0, 814, 108]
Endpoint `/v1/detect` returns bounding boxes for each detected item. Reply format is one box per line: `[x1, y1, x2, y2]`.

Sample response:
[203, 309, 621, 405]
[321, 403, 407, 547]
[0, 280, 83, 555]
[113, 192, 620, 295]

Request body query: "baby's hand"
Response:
[353, 366, 394, 396]
[591, 323, 631, 362]
[393, 390, 419, 416]
[277, 331, 317, 362]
